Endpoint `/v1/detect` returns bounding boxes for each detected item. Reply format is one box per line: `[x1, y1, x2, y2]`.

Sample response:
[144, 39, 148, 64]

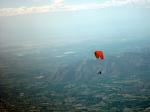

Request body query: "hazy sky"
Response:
[0, 0, 150, 46]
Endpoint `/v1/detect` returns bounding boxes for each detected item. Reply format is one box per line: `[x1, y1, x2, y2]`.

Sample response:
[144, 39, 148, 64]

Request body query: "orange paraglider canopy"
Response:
[95, 51, 104, 60]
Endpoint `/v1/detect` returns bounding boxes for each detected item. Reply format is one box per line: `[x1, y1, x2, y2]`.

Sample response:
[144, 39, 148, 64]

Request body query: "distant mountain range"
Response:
[51, 48, 150, 84]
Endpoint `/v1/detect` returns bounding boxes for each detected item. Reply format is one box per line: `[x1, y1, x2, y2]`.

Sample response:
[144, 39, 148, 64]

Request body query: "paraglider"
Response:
[98, 71, 102, 75]
[94, 50, 105, 75]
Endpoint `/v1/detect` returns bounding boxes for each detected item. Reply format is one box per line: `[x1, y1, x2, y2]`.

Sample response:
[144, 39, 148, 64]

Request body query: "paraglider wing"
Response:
[95, 51, 104, 60]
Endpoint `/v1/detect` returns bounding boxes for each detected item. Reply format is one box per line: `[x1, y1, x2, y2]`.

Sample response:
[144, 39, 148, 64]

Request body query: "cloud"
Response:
[53, 0, 64, 5]
[55, 50, 76, 58]
[35, 75, 44, 79]
[63, 51, 76, 55]
[0, 0, 150, 16]
[0, 6, 50, 16]
[55, 55, 65, 58]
